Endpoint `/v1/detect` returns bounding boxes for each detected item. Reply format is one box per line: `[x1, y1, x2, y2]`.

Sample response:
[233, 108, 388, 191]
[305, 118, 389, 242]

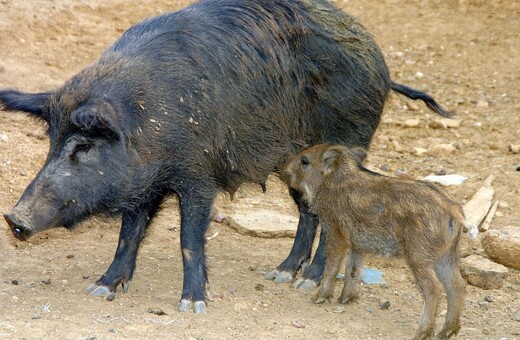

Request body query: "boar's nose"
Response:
[4, 213, 33, 240]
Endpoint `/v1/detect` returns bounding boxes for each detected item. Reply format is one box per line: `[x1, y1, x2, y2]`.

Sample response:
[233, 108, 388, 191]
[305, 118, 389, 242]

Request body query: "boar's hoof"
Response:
[293, 278, 317, 289]
[178, 299, 206, 314]
[85, 284, 116, 301]
[264, 269, 293, 283]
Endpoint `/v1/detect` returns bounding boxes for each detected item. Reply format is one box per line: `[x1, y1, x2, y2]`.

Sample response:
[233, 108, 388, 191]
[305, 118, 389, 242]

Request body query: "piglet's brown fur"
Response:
[284, 144, 466, 340]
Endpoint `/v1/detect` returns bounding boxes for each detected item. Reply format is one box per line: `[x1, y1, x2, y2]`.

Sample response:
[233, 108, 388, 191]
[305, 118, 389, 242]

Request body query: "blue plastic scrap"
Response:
[336, 267, 385, 285]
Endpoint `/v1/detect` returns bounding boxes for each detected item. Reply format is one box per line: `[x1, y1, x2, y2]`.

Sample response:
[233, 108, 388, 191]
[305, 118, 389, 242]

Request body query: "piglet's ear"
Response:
[70, 101, 121, 140]
[350, 147, 368, 164]
[322, 145, 343, 174]
[0, 90, 51, 123]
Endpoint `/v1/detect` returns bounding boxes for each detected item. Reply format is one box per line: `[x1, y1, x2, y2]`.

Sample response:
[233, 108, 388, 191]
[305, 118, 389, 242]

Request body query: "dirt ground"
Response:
[0, 0, 519, 339]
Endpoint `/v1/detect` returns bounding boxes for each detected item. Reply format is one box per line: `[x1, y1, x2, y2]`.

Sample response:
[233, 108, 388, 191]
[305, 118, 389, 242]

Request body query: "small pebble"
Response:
[32, 315, 42, 320]
[395, 170, 412, 178]
[379, 299, 391, 310]
[484, 295, 494, 302]
[476, 100, 489, 108]
[331, 306, 346, 314]
[66, 254, 75, 259]
[255, 284, 266, 292]
[292, 320, 305, 329]
[509, 144, 520, 154]
[42, 279, 51, 285]
[11, 280, 18, 285]
[498, 201, 509, 209]
[108, 329, 116, 334]
[413, 147, 428, 156]
[403, 119, 420, 128]
[228, 287, 237, 294]
[147, 307, 167, 316]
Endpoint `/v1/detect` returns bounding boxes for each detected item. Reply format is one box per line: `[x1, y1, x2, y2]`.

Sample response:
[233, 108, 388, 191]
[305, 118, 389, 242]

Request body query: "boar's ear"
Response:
[350, 147, 368, 165]
[0, 90, 51, 122]
[70, 101, 121, 140]
[322, 145, 343, 174]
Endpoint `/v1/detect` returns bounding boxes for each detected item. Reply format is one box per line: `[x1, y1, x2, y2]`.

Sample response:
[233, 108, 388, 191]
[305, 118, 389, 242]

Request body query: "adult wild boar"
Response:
[0, 0, 450, 313]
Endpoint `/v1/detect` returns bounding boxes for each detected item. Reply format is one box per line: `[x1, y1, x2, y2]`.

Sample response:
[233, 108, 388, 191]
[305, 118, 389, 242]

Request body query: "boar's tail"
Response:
[391, 81, 453, 118]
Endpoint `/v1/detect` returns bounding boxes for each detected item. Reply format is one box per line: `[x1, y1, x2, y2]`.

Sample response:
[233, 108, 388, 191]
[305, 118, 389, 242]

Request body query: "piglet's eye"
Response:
[300, 156, 310, 168]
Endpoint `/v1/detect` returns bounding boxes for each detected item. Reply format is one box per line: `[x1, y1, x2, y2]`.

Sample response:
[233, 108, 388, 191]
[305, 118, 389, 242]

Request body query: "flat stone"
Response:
[460, 254, 508, 289]
[225, 210, 298, 238]
[429, 118, 462, 129]
[481, 227, 520, 270]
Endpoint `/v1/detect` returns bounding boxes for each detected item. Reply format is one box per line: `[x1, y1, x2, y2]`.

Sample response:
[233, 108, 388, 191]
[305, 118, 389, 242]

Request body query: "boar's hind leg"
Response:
[178, 191, 216, 314]
[86, 195, 163, 300]
[265, 188, 323, 286]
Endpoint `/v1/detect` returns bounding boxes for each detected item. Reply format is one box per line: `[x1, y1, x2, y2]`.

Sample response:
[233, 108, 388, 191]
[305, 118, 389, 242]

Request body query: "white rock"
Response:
[423, 174, 467, 186]
[509, 144, 520, 154]
[403, 119, 420, 128]
[0, 133, 7, 142]
[413, 147, 428, 156]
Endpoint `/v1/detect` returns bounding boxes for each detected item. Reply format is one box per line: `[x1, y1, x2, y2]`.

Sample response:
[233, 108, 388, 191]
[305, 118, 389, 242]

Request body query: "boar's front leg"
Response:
[86, 195, 163, 300]
[178, 189, 217, 314]
[266, 188, 324, 286]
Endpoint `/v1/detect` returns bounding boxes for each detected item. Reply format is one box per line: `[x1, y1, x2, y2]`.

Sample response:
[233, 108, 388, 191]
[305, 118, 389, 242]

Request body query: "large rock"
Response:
[225, 210, 298, 238]
[481, 227, 520, 270]
[460, 254, 508, 289]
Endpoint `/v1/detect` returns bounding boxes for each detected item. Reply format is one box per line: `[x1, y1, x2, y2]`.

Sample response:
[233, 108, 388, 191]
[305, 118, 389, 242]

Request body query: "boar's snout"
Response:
[4, 213, 33, 240]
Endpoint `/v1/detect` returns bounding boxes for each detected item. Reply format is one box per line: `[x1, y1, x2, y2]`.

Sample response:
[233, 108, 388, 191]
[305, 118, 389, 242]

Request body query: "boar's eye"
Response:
[300, 156, 310, 169]
[70, 142, 92, 160]
[74, 143, 92, 154]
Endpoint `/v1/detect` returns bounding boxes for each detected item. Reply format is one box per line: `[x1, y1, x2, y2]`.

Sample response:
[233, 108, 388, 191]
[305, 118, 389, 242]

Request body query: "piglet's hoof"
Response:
[85, 283, 116, 301]
[293, 277, 317, 289]
[264, 269, 293, 283]
[179, 299, 206, 314]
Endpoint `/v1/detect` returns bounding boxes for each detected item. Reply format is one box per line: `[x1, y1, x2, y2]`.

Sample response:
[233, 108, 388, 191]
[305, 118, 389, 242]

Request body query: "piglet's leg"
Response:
[314, 223, 348, 304]
[86, 195, 163, 300]
[178, 191, 216, 314]
[339, 251, 363, 304]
